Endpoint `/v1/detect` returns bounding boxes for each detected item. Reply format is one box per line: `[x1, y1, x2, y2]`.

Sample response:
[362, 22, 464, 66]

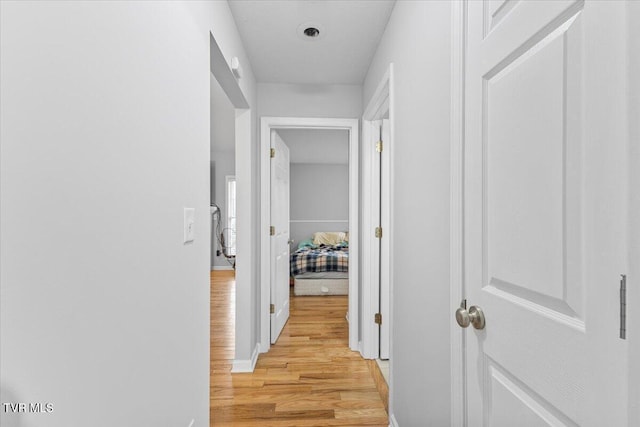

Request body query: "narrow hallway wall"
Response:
[363, 1, 453, 424]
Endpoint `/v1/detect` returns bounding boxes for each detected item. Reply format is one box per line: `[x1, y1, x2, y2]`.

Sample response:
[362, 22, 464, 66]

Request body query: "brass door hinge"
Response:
[374, 313, 382, 325]
[270, 226, 275, 236]
[270, 148, 275, 158]
[270, 304, 275, 314]
[375, 227, 382, 239]
[376, 141, 383, 153]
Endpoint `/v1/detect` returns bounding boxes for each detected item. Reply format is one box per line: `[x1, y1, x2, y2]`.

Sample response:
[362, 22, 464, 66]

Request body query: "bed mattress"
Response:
[293, 277, 349, 296]
[290, 245, 348, 276]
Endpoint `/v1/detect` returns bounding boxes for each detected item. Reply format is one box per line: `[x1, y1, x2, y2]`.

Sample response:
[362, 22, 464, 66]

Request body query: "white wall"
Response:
[0, 1, 256, 426]
[210, 72, 236, 270]
[279, 128, 350, 164]
[210, 74, 236, 154]
[210, 151, 235, 269]
[257, 83, 362, 118]
[290, 163, 349, 246]
[290, 164, 349, 221]
[363, 1, 452, 425]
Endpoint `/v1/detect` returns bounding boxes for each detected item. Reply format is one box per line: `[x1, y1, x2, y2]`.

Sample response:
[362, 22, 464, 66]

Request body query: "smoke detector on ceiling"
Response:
[297, 22, 325, 41]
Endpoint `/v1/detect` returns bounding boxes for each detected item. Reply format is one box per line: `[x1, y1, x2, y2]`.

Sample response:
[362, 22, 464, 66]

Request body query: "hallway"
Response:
[210, 271, 388, 426]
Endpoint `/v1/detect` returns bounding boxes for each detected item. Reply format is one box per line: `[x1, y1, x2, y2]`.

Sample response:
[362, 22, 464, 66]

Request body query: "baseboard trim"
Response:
[366, 360, 389, 414]
[231, 344, 259, 373]
[211, 265, 234, 271]
[389, 413, 399, 427]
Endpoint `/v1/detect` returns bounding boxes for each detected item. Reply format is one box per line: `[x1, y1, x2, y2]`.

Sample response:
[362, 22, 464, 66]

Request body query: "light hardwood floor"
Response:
[210, 270, 388, 426]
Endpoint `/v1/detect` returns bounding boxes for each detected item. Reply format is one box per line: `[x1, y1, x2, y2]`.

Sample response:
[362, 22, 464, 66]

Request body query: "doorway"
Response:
[362, 65, 393, 363]
[209, 73, 236, 272]
[259, 117, 360, 354]
[275, 128, 350, 344]
[208, 30, 253, 375]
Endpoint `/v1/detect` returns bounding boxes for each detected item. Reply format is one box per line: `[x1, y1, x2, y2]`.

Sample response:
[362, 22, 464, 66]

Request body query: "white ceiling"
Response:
[276, 129, 349, 164]
[228, 0, 396, 85]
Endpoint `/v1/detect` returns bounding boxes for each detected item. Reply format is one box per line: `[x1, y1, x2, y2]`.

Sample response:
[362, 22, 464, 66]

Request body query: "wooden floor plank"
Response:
[210, 271, 388, 426]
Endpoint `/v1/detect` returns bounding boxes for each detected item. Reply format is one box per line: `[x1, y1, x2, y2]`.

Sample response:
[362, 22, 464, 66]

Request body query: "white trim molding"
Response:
[628, 1, 640, 425]
[260, 117, 360, 354]
[231, 344, 260, 373]
[211, 265, 234, 271]
[389, 414, 400, 427]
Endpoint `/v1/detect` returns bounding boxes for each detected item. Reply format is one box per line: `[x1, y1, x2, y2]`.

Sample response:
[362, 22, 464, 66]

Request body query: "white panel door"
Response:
[270, 131, 290, 344]
[464, 1, 629, 425]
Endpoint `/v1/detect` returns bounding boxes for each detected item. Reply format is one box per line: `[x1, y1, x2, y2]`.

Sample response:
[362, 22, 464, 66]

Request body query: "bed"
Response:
[290, 232, 349, 296]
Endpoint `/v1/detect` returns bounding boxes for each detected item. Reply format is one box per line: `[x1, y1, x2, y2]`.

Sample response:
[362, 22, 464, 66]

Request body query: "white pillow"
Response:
[312, 231, 346, 246]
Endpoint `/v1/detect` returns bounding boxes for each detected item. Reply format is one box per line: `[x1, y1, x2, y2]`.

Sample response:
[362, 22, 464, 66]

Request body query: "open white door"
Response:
[270, 131, 290, 344]
[462, 1, 629, 425]
[364, 117, 391, 361]
[369, 120, 382, 357]
[369, 118, 391, 360]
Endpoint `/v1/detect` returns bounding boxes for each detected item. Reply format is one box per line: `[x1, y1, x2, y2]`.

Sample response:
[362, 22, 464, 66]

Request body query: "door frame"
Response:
[209, 31, 256, 375]
[259, 116, 360, 353]
[449, 1, 466, 426]
[361, 64, 394, 361]
[628, 2, 640, 424]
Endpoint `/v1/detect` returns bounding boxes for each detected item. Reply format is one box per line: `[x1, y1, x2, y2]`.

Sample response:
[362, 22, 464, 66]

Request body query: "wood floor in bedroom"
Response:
[210, 270, 388, 427]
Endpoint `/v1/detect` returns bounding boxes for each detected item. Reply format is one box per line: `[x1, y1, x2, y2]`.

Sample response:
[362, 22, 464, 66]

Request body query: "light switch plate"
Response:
[184, 208, 195, 243]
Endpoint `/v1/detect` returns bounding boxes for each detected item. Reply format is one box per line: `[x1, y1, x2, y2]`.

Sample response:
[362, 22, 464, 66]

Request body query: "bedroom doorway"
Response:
[260, 117, 360, 354]
[267, 127, 351, 345]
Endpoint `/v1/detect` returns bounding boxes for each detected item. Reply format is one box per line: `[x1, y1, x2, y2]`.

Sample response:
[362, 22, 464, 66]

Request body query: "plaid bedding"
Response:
[290, 245, 349, 276]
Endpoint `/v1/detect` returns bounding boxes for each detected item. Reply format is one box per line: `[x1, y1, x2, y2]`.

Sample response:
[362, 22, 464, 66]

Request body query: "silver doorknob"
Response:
[455, 303, 485, 330]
